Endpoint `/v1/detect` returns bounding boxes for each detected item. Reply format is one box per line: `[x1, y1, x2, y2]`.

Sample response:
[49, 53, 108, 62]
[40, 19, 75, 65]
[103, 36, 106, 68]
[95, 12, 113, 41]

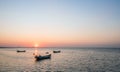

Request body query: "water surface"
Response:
[0, 48, 120, 72]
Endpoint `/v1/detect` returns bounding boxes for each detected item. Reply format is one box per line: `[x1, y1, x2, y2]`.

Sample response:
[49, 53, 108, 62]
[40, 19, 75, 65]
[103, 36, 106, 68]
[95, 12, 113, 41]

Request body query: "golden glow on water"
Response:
[33, 43, 40, 55]
[34, 49, 38, 55]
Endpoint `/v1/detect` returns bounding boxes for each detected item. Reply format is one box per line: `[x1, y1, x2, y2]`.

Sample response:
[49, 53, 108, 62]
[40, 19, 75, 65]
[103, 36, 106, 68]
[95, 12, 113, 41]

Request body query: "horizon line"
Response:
[0, 46, 120, 48]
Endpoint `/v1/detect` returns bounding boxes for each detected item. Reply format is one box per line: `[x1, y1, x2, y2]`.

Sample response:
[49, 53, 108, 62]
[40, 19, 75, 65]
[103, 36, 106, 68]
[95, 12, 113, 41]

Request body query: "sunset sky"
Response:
[0, 0, 120, 47]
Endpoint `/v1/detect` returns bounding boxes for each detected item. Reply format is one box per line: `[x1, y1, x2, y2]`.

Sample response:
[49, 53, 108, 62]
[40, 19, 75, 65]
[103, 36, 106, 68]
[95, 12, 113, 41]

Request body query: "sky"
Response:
[0, 0, 120, 47]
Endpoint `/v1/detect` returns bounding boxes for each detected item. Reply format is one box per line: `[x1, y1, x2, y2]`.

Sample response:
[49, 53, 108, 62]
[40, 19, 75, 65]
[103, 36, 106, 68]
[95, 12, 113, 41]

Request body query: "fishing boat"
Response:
[17, 50, 26, 52]
[35, 54, 51, 61]
[46, 52, 49, 54]
[53, 50, 61, 53]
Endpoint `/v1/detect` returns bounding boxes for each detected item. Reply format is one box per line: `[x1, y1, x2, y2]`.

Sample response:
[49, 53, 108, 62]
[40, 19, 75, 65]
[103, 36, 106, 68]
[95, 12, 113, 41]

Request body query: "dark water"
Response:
[0, 48, 120, 72]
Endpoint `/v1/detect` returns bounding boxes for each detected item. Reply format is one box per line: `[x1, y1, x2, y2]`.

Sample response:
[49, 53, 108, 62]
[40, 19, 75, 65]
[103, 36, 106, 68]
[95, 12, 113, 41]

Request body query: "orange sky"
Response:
[0, 0, 120, 47]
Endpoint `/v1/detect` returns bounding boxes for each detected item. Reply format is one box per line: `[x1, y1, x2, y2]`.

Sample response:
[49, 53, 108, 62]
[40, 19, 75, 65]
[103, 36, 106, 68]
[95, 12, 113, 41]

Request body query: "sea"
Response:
[0, 47, 120, 72]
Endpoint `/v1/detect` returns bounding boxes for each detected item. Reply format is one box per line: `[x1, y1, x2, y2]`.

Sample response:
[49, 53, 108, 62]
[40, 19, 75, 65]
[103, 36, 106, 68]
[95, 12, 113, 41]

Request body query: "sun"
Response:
[34, 43, 39, 47]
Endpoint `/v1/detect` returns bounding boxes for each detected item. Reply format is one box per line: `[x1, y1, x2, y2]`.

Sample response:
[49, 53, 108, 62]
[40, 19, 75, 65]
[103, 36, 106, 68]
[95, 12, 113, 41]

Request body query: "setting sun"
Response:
[34, 43, 39, 47]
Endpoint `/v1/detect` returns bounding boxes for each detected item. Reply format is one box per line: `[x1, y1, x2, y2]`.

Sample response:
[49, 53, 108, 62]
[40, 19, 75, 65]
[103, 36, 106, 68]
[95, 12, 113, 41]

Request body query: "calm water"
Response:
[0, 48, 120, 72]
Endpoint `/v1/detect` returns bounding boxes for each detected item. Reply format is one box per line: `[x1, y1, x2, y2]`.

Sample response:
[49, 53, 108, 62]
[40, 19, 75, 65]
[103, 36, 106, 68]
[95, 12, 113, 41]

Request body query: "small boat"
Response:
[35, 54, 51, 61]
[53, 50, 61, 53]
[17, 50, 26, 52]
[46, 52, 49, 54]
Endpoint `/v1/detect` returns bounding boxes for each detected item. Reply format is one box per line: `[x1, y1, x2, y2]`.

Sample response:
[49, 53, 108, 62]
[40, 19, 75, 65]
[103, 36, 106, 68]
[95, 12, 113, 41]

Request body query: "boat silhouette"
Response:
[35, 54, 51, 61]
[53, 50, 61, 53]
[17, 50, 26, 52]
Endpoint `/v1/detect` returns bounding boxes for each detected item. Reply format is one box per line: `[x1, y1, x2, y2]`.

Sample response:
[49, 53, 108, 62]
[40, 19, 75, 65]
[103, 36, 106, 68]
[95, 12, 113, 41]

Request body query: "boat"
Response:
[17, 50, 26, 52]
[53, 50, 61, 53]
[35, 54, 51, 61]
[46, 52, 49, 54]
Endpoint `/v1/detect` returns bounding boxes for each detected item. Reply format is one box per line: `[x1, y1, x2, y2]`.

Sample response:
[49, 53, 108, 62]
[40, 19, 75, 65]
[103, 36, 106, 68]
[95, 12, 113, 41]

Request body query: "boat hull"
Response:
[35, 54, 51, 61]
[17, 50, 26, 52]
[53, 51, 61, 53]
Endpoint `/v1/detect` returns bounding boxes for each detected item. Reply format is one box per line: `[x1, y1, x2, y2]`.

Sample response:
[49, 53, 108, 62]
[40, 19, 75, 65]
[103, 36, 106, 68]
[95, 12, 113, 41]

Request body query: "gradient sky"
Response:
[0, 0, 120, 47]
